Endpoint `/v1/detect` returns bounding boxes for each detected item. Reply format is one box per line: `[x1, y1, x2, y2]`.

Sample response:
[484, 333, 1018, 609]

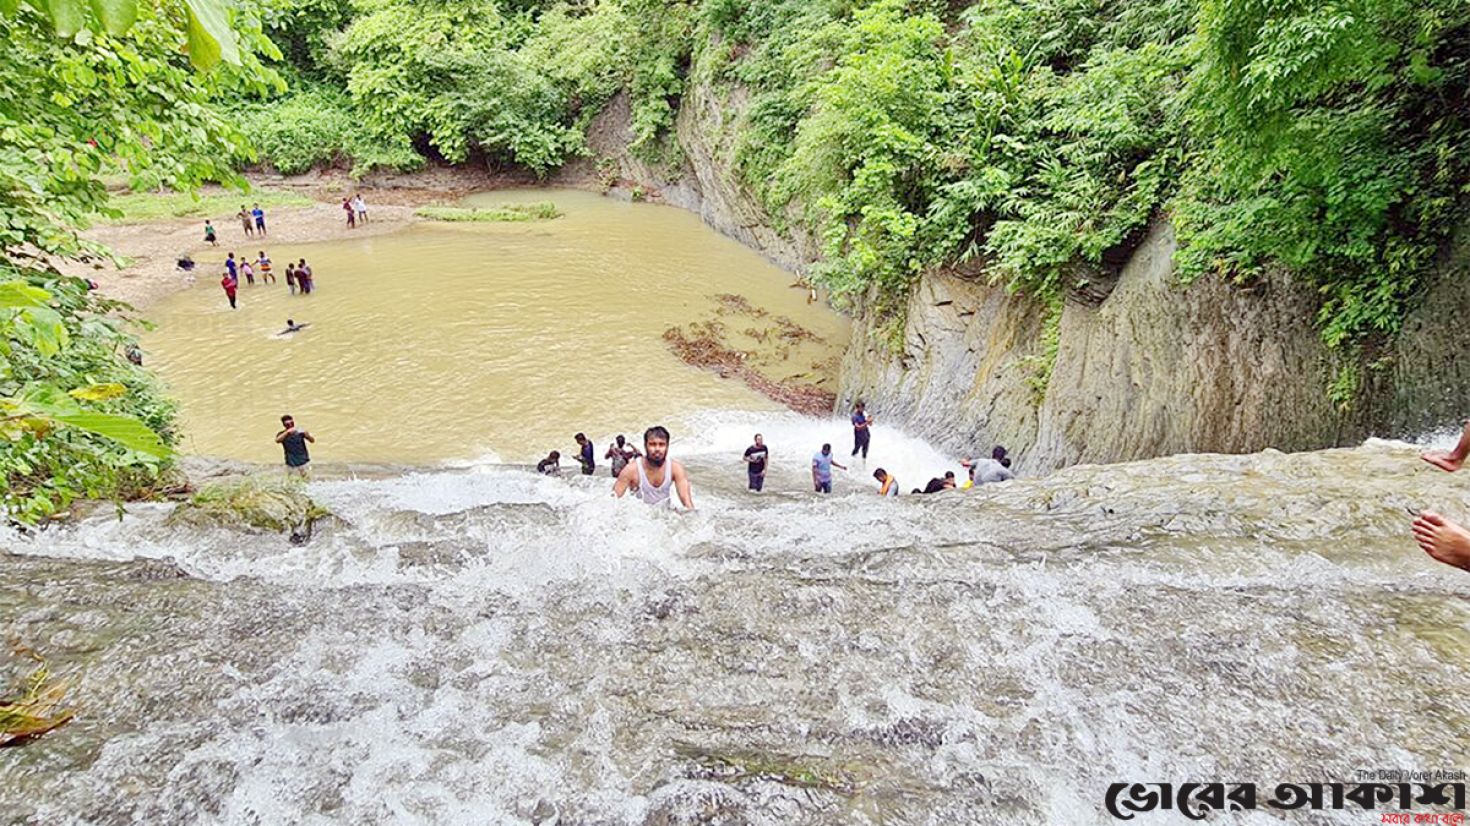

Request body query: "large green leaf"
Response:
[17, 307, 69, 356]
[68, 382, 127, 401]
[50, 411, 170, 457]
[40, 0, 87, 38]
[0, 0, 21, 17]
[183, 0, 239, 70]
[0, 282, 52, 309]
[89, 0, 136, 36]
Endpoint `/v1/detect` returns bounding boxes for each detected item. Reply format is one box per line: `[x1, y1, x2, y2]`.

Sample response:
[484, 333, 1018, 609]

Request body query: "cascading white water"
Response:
[3, 416, 1470, 824]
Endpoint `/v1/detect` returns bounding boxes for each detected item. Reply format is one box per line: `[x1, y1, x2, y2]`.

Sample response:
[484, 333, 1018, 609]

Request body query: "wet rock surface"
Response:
[2, 443, 1469, 823]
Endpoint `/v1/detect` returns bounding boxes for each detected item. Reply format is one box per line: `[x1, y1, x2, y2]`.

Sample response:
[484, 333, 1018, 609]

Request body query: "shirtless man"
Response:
[613, 426, 694, 509]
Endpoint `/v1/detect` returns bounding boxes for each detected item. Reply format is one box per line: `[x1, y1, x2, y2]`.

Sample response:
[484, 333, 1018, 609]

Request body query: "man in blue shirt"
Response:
[251, 203, 267, 236]
[811, 443, 847, 493]
[574, 432, 596, 475]
[851, 401, 874, 459]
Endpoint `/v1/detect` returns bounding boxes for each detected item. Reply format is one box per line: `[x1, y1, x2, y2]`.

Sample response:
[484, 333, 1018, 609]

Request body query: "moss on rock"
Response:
[168, 475, 329, 533]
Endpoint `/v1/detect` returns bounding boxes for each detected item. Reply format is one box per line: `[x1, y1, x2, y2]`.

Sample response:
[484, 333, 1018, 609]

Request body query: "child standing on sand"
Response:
[204, 221, 217, 246]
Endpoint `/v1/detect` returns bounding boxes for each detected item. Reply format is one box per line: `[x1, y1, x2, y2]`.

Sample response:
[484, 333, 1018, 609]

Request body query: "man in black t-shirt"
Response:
[743, 434, 769, 492]
[574, 433, 595, 475]
[275, 415, 315, 477]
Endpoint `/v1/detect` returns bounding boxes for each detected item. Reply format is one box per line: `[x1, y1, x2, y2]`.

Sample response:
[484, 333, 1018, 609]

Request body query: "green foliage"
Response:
[710, 0, 1193, 312]
[0, 0, 273, 521]
[239, 0, 692, 175]
[1174, 0, 1470, 350]
[0, 2, 262, 262]
[1, 268, 178, 523]
[414, 202, 561, 221]
[1018, 297, 1064, 402]
[101, 188, 313, 223]
[13, 0, 242, 70]
[236, 87, 421, 176]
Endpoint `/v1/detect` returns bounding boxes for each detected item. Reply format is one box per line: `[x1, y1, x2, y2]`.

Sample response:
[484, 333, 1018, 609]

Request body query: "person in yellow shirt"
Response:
[873, 468, 899, 497]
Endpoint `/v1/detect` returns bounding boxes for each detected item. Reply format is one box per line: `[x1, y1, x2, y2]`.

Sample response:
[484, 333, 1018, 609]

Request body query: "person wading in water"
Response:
[604, 434, 638, 478]
[743, 433, 769, 492]
[275, 415, 315, 477]
[851, 401, 874, 460]
[614, 426, 694, 509]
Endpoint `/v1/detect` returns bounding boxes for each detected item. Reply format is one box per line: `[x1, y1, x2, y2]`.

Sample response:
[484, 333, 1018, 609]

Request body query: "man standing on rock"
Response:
[851, 402, 874, 460]
[275, 415, 315, 477]
[614, 426, 694, 509]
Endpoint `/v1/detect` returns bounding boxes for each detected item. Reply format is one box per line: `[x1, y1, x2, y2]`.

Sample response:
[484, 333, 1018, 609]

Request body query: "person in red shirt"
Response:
[220, 271, 237, 308]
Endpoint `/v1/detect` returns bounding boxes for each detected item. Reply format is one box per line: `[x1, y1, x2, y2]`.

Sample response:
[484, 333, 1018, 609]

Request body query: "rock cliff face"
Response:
[571, 86, 1470, 472]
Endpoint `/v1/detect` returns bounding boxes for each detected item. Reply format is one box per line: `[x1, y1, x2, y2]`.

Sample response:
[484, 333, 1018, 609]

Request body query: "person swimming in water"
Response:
[537, 451, 562, 476]
[279, 319, 309, 335]
[613, 425, 694, 509]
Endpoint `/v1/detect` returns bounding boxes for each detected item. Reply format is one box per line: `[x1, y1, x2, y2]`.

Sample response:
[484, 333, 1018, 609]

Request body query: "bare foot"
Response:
[1422, 452, 1464, 472]
[1412, 511, 1470, 571]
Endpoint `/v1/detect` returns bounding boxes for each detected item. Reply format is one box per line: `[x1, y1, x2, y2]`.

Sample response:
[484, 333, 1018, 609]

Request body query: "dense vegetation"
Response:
[1, 0, 267, 521]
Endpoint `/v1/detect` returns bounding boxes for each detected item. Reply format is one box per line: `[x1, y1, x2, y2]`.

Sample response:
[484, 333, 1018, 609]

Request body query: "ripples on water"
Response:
[3, 417, 1470, 824]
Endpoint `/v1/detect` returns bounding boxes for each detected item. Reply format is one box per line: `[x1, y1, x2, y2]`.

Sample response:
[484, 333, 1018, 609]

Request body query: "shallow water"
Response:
[140, 189, 848, 465]
[3, 422, 1470, 824]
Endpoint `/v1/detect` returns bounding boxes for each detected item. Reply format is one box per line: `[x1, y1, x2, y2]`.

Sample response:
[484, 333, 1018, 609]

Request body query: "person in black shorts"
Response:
[275, 415, 315, 476]
[743, 434, 769, 492]
[851, 401, 873, 459]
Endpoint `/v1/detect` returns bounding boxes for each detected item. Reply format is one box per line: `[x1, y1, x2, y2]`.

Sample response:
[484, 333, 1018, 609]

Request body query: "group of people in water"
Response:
[531, 402, 1016, 509]
[200, 204, 321, 309]
[271, 390, 1470, 578]
[214, 250, 316, 308]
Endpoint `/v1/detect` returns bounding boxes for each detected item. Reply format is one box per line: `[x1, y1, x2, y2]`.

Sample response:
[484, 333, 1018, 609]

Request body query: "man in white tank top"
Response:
[613, 425, 694, 509]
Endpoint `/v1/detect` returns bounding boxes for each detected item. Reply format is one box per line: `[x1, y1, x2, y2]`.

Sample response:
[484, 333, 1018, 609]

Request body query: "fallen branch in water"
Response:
[1, 643, 74, 747]
[662, 324, 837, 416]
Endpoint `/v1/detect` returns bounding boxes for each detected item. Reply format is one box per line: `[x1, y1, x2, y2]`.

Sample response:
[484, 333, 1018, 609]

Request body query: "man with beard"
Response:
[613, 425, 694, 509]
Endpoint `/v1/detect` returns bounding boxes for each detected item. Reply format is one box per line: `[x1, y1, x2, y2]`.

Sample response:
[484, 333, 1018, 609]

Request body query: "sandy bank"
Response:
[64, 166, 562, 311]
